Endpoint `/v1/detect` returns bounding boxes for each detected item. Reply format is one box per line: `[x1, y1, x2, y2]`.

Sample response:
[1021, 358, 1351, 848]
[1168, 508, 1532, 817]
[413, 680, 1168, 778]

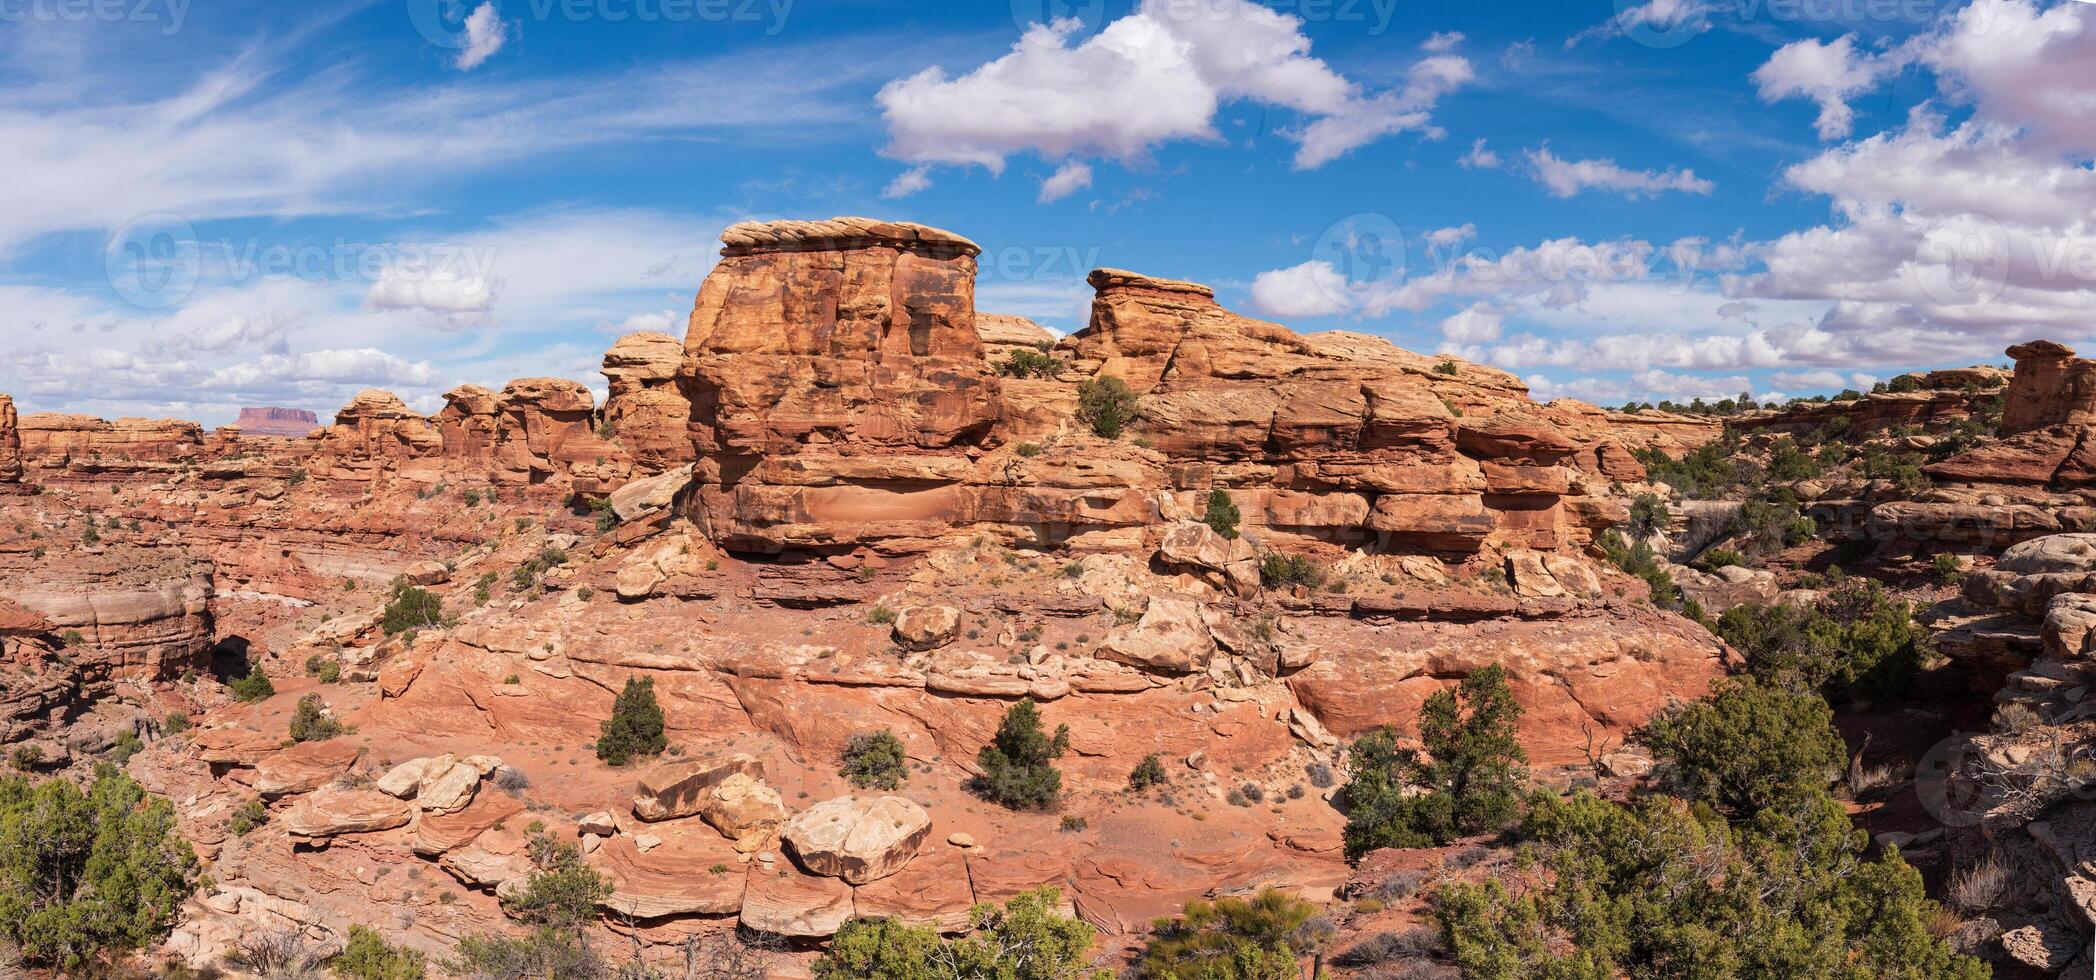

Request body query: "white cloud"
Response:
[1038, 161, 1093, 203]
[883, 165, 933, 198]
[454, 3, 510, 72]
[1248, 260, 1352, 318]
[1422, 31, 1466, 52]
[1751, 35, 1893, 140]
[602, 310, 678, 335]
[1567, 0, 1715, 48]
[1526, 148, 1714, 199]
[1439, 303, 1502, 344]
[1459, 138, 1500, 169]
[876, 0, 1470, 182]
[1423, 224, 1477, 248]
[364, 267, 497, 322]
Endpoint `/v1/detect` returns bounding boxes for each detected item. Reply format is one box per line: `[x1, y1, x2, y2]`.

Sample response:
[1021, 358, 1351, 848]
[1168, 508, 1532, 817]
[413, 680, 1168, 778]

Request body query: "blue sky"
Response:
[3, 0, 2093, 424]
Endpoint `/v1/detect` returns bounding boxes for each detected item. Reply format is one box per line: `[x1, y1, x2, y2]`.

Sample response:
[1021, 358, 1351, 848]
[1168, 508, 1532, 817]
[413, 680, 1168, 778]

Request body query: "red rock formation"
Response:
[0, 394, 19, 485]
[233, 407, 321, 438]
[18, 413, 204, 478]
[2001, 340, 2096, 436]
[0, 546, 213, 684]
[601, 332, 694, 474]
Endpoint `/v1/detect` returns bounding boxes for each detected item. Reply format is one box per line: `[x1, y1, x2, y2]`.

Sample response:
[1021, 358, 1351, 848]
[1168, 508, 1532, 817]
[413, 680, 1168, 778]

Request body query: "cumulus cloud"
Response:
[454, 3, 510, 71]
[875, 0, 1471, 188]
[1751, 35, 1894, 139]
[1037, 161, 1093, 203]
[1248, 260, 1352, 318]
[882, 165, 934, 198]
[601, 310, 678, 335]
[364, 267, 497, 322]
[1567, 0, 1715, 48]
[1439, 303, 1502, 344]
[1459, 138, 1500, 169]
[1526, 148, 1714, 199]
[1423, 224, 1477, 248]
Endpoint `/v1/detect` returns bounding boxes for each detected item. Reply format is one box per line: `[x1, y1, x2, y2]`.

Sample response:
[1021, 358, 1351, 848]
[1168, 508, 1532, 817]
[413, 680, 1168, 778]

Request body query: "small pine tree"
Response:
[1076, 376, 1139, 439]
[595, 677, 666, 766]
[975, 698, 1070, 810]
[381, 585, 444, 635]
[288, 694, 344, 743]
[1202, 489, 1240, 540]
[840, 731, 909, 790]
[1343, 663, 1528, 859]
[1128, 754, 1167, 791]
[228, 669, 275, 703]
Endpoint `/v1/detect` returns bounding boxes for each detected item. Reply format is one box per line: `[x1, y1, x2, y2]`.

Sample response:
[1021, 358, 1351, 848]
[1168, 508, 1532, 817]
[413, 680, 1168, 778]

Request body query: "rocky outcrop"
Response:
[234, 407, 320, 438]
[978, 314, 1058, 366]
[601, 332, 694, 474]
[681, 217, 1003, 553]
[0, 546, 213, 684]
[18, 414, 205, 475]
[633, 754, 764, 822]
[0, 394, 20, 485]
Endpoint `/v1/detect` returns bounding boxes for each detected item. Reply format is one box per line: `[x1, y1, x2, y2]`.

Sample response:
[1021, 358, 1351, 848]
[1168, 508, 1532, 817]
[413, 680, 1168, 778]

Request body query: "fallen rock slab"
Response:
[782, 795, 931, 885]
[634, 754, 765, 822]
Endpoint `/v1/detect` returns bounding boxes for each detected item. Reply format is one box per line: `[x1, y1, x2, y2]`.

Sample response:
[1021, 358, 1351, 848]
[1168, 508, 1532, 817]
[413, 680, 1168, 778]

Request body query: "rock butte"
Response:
[0, 216, 1762, 966]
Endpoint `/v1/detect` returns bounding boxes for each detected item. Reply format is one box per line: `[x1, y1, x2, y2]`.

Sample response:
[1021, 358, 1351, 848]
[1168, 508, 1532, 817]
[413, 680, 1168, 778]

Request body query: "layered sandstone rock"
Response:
[0, 394, 20, 484]
[234, 407, 321, 438]
[601, 332, 694, 473]
[682, 217, 1003, 552]
[978, 314, 1059, 366]
[19, 414, 204, 474]
[781, 795, 931, 884]
[0, 546, 213, 684]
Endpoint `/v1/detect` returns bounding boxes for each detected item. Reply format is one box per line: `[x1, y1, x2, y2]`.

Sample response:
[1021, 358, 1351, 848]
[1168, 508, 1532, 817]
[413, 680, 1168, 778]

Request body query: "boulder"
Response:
[1097, 596, 1218, 674]
[893, 605, 962, 651]
[739, 867, 855, 937]
[1155, 521, 1259, 598]
[253, 741, 361, 798]
[699, 772, 787, 853]
[781, 795, 932, 885]
[375, 756, 443, 798]
[282, 787, 414, 838]
[417, 760, 482, 813]
[634, 754, 764, 822]
[609, 464, 693, 522]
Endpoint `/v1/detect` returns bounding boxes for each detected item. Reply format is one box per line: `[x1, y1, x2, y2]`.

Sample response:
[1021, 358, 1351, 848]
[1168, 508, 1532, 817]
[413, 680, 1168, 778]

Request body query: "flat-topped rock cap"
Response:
[718, 217, 980, 257]
[1087, 267, 1216, 298]
[2009, 339, 2077, 360]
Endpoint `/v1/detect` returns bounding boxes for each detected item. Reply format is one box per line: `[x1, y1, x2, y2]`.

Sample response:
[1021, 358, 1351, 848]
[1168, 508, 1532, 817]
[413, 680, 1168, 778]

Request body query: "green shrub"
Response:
[1137, 889, 1331, 979]
[1597, 530, 1687, 611]
[1627, 493, 1672, 539]
[229, 797, 268, 836]
[1076, 376, 1139, 439]
[228, 669, 275, 703]
[974, 698, 1069, 810]
[163, 711, 192, 734]
[0, 765, 204, 970]
[8, 745, 38, 772]
[1433, 360, 1460, 376]
[1259, 553, 1325, 590]
[1434, 789, 1986, 979]
[288, 694, 344, 743]
[1641, 678, 1845, 818]
[815, 887, 1101, 980]
[335, 925, 427, 980]
[1934, 552, 1965, 585]
[1015, 442, 1043, 458]
[1702, 547, 1746, 569]
[595, 677, 666, 766]
[998, 347, 1066, 379]
[381, 585, 444, 636]
[1344, 664, 1527, 860]
[106, 732, 143, 765]
[455, 834, 612, 979]
[304, 654, 341, 684]
[1201, 489, 1240, 540]
[841, 731, 909, 791]
[1128, 754, 1167, 791]
[868, 605, 898, 625]
[1716, 577, 1924, 700]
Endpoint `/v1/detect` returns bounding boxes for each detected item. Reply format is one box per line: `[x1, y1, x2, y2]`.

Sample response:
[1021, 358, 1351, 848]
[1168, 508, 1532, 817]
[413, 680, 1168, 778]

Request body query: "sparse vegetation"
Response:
[998, 347, 1066, 379]
[1201, 488, 1240, 540]
[1343, 663, 1527, 859]
[1076, 375, 1139, 439]
[381, 583, 445, 636]
[974, 698, 1069, 810]
[1128, 754, 1167, 791]
[1716, 576, 1925, 700]
[815, 887, 1102, 980]
[841, 731, 909, 791]
[288, 694, 345, 743]
[228, 668, 276, 703]
[335, 925, 428, 980]
[1137, 889, 1331, 979]
[594, 677, 666, 766]
[1258, 552, 1325, 590]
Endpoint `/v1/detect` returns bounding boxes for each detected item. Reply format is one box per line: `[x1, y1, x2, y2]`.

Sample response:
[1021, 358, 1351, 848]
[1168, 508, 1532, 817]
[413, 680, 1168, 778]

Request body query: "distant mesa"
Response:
[234, 407, 321, 438]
